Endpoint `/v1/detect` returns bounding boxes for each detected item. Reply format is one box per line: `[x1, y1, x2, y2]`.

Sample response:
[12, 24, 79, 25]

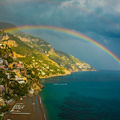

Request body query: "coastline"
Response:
[38, 93, 51, 120]
[38, 95, 46, 120]
[39, 69, 97, 79]
[39, 72, 71, 79]
[38, 70, 98, 120]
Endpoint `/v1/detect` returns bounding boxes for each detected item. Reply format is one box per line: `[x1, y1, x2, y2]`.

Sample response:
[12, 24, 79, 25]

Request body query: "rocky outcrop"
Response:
[1, 34, 9, 41]
[17, 36, 31, 42]
[2, 40, 18, 47]
[31, 83, 44, 95]
[13, 52, 25, 58]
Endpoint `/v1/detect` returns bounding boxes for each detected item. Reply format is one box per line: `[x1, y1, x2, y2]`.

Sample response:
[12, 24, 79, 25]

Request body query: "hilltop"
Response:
[0, 22, 96, 78]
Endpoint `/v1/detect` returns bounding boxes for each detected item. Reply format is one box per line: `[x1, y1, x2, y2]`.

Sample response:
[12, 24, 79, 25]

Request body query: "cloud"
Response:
[61, 0, 120, 13]
[1, 0, 120, 40]
[0, 0, 120, 70]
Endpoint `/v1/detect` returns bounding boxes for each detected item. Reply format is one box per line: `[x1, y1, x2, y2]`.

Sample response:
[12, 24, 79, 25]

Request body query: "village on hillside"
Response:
[0, 44, 43, 119]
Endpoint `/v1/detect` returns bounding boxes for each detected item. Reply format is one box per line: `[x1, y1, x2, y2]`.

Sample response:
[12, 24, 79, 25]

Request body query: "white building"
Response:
[6, 73, 10, 79]
[41, 71, 45, 75]
[0, 58, 3, 65]
[18, 80, 26, 84]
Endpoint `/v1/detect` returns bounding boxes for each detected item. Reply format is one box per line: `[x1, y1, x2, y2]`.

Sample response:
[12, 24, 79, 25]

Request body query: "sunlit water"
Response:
[39, 71, 120, 120]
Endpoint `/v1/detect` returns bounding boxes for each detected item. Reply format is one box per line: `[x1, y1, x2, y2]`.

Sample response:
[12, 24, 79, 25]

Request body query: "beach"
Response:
[4, 95, 46, 120]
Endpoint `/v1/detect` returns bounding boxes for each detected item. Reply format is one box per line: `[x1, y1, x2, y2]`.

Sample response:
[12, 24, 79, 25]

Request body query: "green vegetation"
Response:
[0, 116, 3, 120]
[9, 81, 29, 96]
[0, 22, 96, 78]
[0, 105, 9, 114]
[0, 22, 96, 119]
[0, 45, 13, 62]
[0, 70, 7, 79]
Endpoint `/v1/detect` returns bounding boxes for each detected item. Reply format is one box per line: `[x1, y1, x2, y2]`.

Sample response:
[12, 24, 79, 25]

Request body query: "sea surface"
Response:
[39, 71, 120, 120]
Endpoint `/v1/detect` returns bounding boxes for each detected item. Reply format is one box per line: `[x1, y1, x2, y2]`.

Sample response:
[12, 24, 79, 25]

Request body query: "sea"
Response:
[39, 71, 120, 120]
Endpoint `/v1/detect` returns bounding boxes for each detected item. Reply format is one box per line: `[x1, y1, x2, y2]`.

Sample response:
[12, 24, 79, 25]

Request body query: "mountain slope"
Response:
[0, 22, 96, 78]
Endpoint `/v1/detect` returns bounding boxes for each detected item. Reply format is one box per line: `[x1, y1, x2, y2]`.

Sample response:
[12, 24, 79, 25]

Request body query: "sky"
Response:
[0, 0, 120, 70]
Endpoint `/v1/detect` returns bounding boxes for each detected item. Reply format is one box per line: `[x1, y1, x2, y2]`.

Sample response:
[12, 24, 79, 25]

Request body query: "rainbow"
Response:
[4, 25, 120, 64]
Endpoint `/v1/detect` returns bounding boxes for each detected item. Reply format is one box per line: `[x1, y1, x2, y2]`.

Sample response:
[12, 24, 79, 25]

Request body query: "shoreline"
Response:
[37, 70, 98, 120]
[38, 95, 46, 120]
[39, 70, 97, 79]
[39, 72, 71, 79]
[38, 70, 98, 120]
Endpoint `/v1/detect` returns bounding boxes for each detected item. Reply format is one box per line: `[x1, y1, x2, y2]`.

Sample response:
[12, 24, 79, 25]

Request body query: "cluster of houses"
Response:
[76, 62, 92, 71]
[0, 56, 28, 106]
[0, 85, 5, 106]
[0, 44, 6, 49]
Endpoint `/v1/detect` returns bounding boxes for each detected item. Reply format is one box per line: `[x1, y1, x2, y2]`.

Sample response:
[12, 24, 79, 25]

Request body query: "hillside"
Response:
[0, 22, 96, 78]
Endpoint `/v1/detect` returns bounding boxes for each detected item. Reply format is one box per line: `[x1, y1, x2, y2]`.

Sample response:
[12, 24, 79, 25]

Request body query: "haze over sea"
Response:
[40, 71, 120, 120]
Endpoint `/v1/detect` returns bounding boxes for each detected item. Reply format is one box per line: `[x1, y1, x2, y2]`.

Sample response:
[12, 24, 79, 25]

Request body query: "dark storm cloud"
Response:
[0, 0, 120, 69]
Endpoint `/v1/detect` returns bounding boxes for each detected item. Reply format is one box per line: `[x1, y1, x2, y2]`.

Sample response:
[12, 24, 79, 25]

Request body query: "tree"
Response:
[9, 81, 20, 95]
[9, 81, 29, 96]
[0, 105, 9, 113]
[0, 70, 9, 94]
